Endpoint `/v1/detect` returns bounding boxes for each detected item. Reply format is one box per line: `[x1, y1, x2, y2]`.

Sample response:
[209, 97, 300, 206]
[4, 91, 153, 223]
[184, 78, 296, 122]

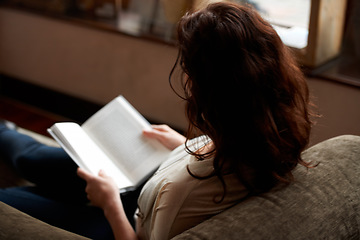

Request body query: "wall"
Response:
[307, 77, 360, 146]
[1, 8, 359, 146]
[0, 8, 187, 130]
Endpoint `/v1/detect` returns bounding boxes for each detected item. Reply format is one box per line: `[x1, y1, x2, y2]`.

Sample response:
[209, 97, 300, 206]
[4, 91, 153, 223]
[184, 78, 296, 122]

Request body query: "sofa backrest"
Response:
[173, 135, 360, 239]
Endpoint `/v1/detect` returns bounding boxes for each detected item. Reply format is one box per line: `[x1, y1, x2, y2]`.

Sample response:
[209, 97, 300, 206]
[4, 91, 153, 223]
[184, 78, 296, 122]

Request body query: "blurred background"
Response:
[0, 0, 359, 146]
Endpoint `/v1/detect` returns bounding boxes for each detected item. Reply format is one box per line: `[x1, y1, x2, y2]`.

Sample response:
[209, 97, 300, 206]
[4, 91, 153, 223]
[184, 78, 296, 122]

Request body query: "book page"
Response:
[82, 96, 171, 185]
[48, 123, 132, 189]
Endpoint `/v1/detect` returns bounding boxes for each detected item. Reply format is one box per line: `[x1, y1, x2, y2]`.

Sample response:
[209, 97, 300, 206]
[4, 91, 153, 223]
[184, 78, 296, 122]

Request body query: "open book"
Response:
[48, 95, 171, 192]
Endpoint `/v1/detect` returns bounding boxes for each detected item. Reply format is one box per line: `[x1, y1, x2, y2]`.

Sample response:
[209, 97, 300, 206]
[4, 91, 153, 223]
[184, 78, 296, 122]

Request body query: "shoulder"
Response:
[137, 153, 247, 240]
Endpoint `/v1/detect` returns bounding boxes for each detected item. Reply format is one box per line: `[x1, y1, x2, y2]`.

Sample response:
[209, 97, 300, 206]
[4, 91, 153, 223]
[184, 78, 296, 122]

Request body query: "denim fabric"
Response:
[0, 124, 141, 239]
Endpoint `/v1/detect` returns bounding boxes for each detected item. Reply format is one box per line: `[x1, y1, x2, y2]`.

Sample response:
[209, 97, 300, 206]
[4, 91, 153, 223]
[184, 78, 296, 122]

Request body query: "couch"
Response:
[0, 131, 359, 239]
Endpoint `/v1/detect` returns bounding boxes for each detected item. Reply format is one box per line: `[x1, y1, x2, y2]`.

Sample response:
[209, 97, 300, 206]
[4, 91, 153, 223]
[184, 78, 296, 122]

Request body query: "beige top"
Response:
[135, 137, 247, 240]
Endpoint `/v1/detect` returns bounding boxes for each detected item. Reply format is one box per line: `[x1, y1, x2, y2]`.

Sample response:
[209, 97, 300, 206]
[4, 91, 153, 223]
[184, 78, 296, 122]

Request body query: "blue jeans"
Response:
[0, 124, 141, 239]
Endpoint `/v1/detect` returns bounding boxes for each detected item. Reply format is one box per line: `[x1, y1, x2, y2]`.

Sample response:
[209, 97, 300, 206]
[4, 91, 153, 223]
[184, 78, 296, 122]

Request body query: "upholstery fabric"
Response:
[0, 201, 89, 240]
[173, 135, 360, 239]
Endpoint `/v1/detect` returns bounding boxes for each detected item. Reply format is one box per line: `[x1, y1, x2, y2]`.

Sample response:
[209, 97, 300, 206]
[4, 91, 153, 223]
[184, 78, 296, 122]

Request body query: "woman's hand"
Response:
[77, 168, 121, 212]
[77, 168, 138, 240]
[143, 124, 186, 151]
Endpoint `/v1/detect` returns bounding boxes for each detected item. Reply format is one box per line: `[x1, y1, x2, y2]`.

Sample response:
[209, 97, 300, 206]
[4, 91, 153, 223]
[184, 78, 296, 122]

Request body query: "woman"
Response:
[0, 2, 313, 240]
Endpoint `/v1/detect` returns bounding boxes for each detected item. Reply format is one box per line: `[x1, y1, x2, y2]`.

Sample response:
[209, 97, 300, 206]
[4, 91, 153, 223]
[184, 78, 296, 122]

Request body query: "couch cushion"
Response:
[173, 135, 360, 239]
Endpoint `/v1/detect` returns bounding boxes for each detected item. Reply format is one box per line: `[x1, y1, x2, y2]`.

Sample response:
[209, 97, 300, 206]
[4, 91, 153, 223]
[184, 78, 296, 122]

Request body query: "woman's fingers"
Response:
[143, 124, 186, 150]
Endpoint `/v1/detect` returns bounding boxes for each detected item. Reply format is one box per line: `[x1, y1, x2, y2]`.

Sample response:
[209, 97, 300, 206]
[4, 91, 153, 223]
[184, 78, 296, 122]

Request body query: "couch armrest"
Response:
[0, 201, 90, 239]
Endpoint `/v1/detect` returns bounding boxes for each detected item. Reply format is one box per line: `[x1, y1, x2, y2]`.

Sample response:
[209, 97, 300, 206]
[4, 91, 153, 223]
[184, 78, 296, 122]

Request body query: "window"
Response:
[247, 0, 310, 49]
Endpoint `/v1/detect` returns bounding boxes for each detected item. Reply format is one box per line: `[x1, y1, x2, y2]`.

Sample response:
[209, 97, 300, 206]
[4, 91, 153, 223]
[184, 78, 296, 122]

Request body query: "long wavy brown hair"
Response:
[170, 2, 314, 198]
